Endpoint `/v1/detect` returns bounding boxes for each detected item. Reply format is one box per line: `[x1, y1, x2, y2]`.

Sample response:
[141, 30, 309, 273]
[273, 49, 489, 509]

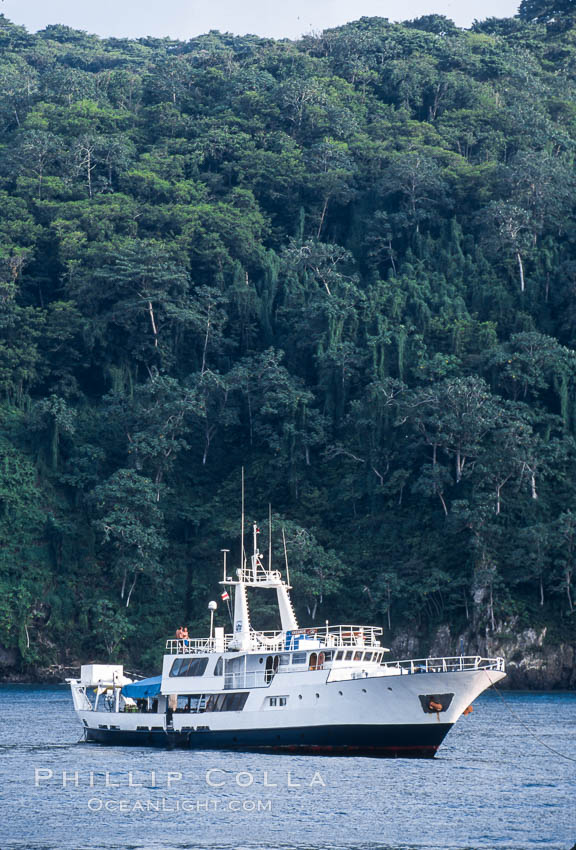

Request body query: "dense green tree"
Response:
[519, 0, 576, 26]
[0, 10, 575, 674]
[90, 469, 166, 607]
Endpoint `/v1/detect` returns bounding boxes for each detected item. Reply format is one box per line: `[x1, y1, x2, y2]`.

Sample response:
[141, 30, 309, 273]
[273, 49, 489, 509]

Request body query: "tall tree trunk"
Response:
[317, 196, 330, 239]
[148, 301, 158, 347]
[126, 573, 138, 608]
[201, 309, 211, 375]
[517, 252, 525, 293]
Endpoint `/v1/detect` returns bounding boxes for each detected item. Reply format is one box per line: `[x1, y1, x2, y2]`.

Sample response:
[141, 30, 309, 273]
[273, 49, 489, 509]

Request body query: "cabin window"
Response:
[175, 694, 203, 712]
[205, 692, 248, 712]
[278, 654, 290, 666]
[345, 651, 353, 661]
[214, 658, 223, 676]
[169, 657, 209, 678]
[365, 652, 373, 662]
[268, 696, 287, 708]
[291, 652, 307, 665]
[335, 651, 344, 661]
[225, 692, 249, 712]
[354, 651, 363, 661]
[323, 651, 334, 661]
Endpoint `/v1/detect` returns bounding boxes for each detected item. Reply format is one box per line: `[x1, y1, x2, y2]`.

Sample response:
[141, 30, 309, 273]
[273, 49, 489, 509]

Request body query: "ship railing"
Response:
[223, 670, 272, 690]
[165, 633, 286, 654]
[284, 625, 383, 650]
[250, 630, 286, 650]
[383, 655, 505, 675]
[165, 624, 385, 654]
[165, 636, 234, 654]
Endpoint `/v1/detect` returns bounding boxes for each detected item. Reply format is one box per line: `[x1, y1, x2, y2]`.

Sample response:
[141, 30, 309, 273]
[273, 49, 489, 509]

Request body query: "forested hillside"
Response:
[1, 3, 576, 678]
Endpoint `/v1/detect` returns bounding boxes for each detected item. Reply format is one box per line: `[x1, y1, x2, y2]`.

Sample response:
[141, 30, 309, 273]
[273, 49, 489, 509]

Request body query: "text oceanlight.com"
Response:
[87, 797, 273, 813]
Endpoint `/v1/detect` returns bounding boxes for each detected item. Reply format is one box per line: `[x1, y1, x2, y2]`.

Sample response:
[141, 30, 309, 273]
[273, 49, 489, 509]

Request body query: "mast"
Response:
[282, 527, 290, 588]
[252, 521, 259, 581]
[268, 503, 272, 572]
[240, 467, 245, 575]
[223, 471, 298, 649]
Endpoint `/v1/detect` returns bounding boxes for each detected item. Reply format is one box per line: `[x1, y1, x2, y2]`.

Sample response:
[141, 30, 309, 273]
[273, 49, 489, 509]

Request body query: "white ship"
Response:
[69, 519, 506, 758]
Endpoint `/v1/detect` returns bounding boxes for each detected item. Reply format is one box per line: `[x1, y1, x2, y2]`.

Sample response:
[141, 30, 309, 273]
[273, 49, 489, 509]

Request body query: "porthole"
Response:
[362, 688, 367, 693]
[338, 691, 343, 696]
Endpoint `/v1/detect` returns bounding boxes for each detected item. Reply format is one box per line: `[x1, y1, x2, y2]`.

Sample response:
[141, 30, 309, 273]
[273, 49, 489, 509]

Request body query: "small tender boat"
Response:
[69, 519, 505, 758]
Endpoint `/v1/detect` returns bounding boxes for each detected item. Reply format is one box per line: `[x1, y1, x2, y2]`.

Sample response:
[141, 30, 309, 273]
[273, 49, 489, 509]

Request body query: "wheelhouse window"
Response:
[170, 657, 209, 678]
[291, 652, 307, 665]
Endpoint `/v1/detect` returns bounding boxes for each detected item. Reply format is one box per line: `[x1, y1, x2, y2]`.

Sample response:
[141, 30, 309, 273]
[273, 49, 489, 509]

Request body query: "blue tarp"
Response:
[122, 675, 162, 699]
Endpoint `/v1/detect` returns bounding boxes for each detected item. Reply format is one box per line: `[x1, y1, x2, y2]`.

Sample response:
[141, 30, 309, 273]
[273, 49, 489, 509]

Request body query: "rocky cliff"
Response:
[389, 624, 575, 690]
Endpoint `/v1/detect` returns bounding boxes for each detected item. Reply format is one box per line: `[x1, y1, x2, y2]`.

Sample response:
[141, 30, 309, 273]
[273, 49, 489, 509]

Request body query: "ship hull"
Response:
[77, 667, 505, 758]
[84, 721, 452, 758]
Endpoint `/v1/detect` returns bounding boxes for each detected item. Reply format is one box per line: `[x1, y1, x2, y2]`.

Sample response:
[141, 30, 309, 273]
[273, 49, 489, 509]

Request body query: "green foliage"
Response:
[0, 10, 575, 673]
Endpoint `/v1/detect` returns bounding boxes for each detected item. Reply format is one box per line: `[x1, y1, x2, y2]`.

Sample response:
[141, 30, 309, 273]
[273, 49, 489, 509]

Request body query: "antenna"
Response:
[221, 549, 229, 583]
[240, 467, 245, 574]
[282, 527, 290, 587]
[252, 521, 260, 581]
[268, 503, 272, 572]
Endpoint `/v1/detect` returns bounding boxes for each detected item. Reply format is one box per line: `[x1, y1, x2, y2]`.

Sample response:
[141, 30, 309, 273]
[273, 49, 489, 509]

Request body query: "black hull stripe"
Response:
[84, 723, 452, 759]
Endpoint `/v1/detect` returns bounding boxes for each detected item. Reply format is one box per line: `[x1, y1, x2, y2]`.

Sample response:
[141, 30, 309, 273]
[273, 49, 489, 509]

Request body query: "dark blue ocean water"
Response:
[0, 685, 574, 850]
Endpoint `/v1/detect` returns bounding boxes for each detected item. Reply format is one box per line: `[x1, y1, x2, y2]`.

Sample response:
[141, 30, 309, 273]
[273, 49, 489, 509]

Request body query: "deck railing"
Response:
[165, 637, 232, 654]
[383, 655, 505, 675]
[285, 625, 383, 649]
[165, 624, 384, 655]
[223, 670, 270, 689]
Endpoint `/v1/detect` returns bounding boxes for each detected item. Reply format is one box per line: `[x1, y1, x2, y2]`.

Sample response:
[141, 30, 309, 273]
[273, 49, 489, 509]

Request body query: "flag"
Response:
[221, 590, 229, 601]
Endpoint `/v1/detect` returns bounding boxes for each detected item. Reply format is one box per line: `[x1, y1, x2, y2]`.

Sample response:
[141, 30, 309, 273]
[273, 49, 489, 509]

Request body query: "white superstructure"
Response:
[69, 520, 505, 757]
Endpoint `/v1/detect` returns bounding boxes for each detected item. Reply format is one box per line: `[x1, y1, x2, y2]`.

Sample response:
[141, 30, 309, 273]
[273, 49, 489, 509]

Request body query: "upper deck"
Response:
[166, 624, 384, 655]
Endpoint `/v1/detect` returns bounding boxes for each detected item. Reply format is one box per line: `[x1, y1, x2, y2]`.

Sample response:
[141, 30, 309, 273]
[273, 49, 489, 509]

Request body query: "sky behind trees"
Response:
[2, 0, 520, 39]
